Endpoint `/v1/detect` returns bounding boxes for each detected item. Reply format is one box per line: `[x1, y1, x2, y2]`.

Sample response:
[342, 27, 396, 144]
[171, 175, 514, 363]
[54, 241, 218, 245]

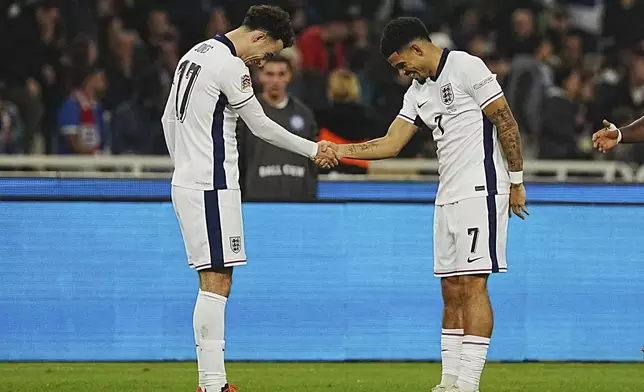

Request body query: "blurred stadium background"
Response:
[0, 0, 643, 391]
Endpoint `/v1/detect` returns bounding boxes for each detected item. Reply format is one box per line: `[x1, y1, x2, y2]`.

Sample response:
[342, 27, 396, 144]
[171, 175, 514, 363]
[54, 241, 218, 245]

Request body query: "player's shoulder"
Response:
[445, 50, 485, 74]
[186, 38, 248, 74]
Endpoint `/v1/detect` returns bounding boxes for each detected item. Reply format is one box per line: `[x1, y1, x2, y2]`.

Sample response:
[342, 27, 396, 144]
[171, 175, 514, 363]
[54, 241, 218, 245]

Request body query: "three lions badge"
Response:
[440, 83, 454, 105]
[229, 236, 241, 254]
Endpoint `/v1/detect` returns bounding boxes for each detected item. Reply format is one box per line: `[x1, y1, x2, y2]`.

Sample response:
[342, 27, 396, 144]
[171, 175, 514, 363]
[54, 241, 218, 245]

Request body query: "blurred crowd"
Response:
[2, 0, 644, 163]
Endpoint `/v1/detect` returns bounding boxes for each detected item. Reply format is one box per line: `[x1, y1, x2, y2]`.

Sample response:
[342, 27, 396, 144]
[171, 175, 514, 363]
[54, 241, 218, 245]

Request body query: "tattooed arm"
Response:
[338, 117, 418, 160]
[483, 96, 524, 174]
[484, 95, 529, 219]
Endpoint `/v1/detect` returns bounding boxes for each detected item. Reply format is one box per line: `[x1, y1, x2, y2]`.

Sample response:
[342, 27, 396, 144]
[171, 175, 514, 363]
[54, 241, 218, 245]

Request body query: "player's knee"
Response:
[461, 274, 488, 300]
[441, 277, 463, 308]
[198, 268, 233, 297]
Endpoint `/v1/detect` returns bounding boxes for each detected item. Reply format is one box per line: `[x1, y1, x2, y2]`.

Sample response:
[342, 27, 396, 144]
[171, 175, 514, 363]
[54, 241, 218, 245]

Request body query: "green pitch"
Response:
[1, 362, 642, 392]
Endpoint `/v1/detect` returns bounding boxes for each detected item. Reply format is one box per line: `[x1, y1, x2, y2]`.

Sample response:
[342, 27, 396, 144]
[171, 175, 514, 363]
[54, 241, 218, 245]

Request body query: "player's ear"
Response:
[410, 43, 423, 56]
[252, 30, 267, 43]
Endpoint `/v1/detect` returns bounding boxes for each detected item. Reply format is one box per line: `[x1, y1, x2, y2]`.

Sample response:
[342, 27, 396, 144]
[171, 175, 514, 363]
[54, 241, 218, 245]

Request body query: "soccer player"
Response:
[161, 5, 338, 392]
[322, 17, 528, 392]
[592, 118, 644, 152]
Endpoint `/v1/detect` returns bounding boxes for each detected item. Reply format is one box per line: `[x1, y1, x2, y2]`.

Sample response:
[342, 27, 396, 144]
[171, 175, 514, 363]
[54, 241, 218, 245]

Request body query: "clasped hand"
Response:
[313, 141, 341, 169]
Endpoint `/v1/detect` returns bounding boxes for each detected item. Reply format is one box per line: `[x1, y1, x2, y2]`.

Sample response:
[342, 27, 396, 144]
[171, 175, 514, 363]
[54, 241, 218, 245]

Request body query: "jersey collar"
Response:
[214, 34, 237, 56]
[429, 48, 450, 82]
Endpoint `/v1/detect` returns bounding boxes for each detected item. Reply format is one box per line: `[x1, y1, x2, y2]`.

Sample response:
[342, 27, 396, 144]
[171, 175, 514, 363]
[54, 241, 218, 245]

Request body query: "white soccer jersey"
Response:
[162, 35, 261, 191]
[397, 49, 510, 205]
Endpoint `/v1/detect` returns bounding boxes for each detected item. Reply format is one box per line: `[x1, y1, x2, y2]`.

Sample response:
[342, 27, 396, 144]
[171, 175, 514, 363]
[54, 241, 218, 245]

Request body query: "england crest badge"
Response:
[229, 236, 242, 254]
[440, 83, 454, 105]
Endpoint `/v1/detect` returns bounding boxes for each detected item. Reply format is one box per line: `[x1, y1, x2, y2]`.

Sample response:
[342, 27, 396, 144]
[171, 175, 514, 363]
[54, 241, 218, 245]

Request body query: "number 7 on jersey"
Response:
[175, 60, 202, 123]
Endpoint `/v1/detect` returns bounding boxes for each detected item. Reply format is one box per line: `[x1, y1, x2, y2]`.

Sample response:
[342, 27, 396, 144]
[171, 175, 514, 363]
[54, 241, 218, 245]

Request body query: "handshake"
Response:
[312, 141, 344, 169]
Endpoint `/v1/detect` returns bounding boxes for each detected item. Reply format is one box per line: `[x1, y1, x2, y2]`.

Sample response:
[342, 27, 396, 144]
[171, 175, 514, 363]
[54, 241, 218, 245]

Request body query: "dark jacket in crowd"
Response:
[539, 87, 581, 159]
[237, 95, 318, 201]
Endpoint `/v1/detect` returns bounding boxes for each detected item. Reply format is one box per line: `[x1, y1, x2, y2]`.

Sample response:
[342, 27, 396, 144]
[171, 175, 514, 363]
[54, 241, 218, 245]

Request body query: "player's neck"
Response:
[225, 28, 248, 60]
[426, 45, 446, 80]
[263, 91, 288, 108]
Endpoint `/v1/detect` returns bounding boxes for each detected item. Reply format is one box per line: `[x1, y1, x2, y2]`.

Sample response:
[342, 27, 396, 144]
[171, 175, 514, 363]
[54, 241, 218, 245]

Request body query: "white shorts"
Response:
[171, 185, 247, 270]
[434, 194, 509, 278]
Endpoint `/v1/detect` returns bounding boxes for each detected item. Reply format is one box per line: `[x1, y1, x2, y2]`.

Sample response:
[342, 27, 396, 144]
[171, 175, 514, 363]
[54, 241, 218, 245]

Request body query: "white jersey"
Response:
[162, 35, 252, 190]
[162, 35, 318, 191]
[397, 49, 510, 205]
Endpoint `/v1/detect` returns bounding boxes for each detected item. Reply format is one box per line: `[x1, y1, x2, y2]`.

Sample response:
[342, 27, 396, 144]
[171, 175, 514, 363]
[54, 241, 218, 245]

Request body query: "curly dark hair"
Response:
[242, 5, 295, 48]
[380, 17, 431, 58]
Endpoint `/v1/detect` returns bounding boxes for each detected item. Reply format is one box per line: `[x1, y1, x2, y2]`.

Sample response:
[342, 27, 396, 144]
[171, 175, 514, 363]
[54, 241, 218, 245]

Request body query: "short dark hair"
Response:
[263, 54, 292, 71]
[243, 5, 295, 48]
[380, 17, 431, 58]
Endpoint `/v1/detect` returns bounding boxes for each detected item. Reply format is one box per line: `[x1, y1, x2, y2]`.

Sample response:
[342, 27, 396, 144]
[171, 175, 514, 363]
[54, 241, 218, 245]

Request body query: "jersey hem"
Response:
[435, 190, 510, 206]
[480, 91, 504, 110]
[397, 113, 416, 124]
[230, 94, 255, 109]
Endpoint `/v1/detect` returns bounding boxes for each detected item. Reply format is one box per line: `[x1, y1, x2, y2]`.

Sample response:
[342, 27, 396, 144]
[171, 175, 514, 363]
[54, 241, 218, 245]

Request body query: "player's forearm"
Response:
[237, 98, 317, 158]
[341, 137, 399, 160]
[620, 116, 644, 143]
[485, 102, 523, 172]
[340, 118, 416, 160]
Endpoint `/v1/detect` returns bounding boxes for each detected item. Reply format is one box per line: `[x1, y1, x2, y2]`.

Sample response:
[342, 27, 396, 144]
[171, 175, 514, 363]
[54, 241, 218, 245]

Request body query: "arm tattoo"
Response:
[346, 143, 377, 156]
[487, 104, 523, 172]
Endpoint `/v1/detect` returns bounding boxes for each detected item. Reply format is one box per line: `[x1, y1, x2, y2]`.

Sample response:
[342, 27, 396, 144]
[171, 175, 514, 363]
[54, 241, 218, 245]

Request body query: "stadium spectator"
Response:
[281, 47, 329, 114]
[545, 6, 570, 53]
[450, 6, 481, 51]
[144, 8, 172, 57]
[0, 84, 26, 154]
[317, 69, 377, 173]
[484, 53, 510, 88]
[561, 33, 584, 70]
[596, 44, 644, 135]
[297, 9, 350, 74]
[0, 0, 62, 153]
[111, 27, 178, 156]
[56, 65, 108, 155]
[505, 37, 555, 158]
[467, 35, 490, 59]
[103, 29, 139, 110]
[540, 68, 585, 159]
[602, 0, 644, 52]
[2, 0, 644, 163]
[110, 88, 166, 156]
[237, 55, 319, 201]
[205, 7, 230, 38]
[497, 8, 541, 59]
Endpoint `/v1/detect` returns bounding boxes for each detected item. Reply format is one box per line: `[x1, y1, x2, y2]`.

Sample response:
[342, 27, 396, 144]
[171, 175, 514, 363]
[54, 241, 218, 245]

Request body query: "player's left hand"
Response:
[313, 141, 340, 169]
[509, 183, 529, 220]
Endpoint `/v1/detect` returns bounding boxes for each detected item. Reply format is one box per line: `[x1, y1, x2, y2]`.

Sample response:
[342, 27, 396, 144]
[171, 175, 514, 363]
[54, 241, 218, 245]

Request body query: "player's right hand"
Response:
[314, 141, 340, 169]
[509, 183, 529, 220]
[592, 120, 620, 153]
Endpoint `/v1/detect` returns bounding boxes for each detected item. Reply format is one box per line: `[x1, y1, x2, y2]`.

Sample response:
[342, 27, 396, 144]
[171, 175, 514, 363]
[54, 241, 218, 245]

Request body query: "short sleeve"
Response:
[218, 58, 255, 110]
[57, 99, 80, 135]
[460, 54, 504, 110]
[396, 87, 420, 126]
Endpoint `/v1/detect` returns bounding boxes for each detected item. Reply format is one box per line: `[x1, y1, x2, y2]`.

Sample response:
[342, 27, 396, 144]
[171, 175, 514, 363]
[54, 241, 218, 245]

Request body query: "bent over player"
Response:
[161, 5, 338, 392]
[324, 17, 528, 392]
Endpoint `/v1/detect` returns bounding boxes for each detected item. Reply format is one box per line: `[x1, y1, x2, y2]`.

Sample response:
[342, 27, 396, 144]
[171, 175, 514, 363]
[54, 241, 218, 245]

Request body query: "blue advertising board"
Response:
[1, 198, 642, 362]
